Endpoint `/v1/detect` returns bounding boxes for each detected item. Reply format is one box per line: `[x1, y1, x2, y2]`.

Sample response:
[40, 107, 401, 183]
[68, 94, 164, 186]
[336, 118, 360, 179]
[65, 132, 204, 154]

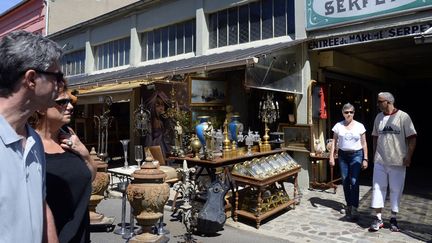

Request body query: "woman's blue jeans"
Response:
[338, 149, 363, 208]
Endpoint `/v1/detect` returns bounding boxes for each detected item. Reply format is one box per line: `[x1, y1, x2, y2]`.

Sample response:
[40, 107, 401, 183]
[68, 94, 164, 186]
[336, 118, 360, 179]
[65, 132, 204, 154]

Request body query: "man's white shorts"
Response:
[371, 162, 406, 213]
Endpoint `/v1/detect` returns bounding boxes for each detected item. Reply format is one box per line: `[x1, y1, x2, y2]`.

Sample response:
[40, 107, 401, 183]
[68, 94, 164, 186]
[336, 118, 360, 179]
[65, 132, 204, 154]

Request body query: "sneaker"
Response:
[351, 207, 359, 221]
[369, 217, 384, 232]
[390, 218, 400, 232]
[341, 206, 351, 217]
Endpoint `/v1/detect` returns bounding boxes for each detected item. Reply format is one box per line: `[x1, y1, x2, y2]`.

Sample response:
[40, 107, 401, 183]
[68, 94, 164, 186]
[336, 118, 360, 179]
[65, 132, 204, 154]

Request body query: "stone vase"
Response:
[89, 148, 110, 224]
[127, 157, 170, 243]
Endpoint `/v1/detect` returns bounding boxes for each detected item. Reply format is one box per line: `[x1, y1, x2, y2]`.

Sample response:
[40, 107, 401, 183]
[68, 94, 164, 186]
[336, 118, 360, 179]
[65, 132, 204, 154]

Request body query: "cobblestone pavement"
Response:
[95, 168, 431, 243]
[225, 184, 432, 243]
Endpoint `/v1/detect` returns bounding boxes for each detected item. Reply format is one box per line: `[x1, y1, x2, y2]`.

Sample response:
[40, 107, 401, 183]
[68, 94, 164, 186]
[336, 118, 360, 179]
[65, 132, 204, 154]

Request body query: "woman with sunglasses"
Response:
[30, 87, 96, 243]
[329, 103, 368, 221]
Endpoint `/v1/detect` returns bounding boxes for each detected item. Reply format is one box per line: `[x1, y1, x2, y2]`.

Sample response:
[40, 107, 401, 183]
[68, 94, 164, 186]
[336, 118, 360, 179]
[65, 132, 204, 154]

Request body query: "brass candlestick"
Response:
[222, 119, 232, 159]
[261, 118, 271, 152]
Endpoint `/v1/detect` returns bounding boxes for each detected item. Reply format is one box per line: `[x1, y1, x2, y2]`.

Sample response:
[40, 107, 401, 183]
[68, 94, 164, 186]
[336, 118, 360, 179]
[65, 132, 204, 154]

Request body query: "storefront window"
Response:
[141, 19, 196, 61]
[209, 0, 295, 49]
[94, 37, 130, 70]
[245, 50, 302, 94]
[61, 49, 85, 76]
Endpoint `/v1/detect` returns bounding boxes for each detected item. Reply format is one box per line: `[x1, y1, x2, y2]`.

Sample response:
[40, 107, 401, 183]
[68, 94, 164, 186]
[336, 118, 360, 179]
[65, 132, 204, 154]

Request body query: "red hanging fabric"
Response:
[319, 86, 328, 119]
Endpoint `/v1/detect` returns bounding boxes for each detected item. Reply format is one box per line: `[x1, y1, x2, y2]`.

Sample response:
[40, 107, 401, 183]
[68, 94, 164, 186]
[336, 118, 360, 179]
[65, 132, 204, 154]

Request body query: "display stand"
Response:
[108, 165, 140, 237]
[232, 167, 300, 229]
[171, 148, 300, 229]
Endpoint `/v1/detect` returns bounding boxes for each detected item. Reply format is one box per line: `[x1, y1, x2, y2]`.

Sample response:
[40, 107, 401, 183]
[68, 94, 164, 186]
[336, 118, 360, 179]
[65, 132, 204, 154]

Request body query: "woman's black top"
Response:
[46, 151, 92, 243]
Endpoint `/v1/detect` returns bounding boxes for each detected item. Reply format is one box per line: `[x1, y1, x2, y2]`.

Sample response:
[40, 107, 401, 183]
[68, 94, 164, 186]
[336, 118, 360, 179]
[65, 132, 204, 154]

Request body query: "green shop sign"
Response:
[306, 0, 432, 30]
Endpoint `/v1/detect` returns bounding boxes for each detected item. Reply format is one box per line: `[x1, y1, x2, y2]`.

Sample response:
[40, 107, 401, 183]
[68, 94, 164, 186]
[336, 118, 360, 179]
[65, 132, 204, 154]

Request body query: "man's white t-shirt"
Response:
[372, 110, 417, 166]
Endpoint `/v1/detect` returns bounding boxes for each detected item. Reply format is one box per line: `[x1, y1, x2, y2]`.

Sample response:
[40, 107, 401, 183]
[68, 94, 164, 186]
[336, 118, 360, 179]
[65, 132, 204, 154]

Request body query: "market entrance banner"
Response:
[306, 0, 432, 30]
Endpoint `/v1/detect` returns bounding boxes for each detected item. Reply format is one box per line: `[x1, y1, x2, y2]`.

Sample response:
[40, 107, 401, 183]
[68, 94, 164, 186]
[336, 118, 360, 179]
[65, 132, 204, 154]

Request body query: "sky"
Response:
[0, 0, 23, 15]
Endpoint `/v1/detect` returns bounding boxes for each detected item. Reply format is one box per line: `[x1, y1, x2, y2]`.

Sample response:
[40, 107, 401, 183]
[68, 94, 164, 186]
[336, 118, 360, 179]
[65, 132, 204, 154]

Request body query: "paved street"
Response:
[90, 166, 432, 243]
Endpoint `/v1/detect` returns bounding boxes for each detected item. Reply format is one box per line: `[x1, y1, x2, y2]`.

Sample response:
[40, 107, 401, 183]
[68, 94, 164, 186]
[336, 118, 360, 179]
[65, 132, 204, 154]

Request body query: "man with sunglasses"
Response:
[0, 30, 64, 243]
[369, 92, 417, 232]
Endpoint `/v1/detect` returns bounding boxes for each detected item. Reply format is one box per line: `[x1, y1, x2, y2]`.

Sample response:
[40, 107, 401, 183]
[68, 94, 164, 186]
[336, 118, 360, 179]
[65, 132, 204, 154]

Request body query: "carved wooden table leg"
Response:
[293, 173, 299, 207]
[234, 185, 239, 222]
[256, 187, 263, 229]
[311, 160, 318, 189]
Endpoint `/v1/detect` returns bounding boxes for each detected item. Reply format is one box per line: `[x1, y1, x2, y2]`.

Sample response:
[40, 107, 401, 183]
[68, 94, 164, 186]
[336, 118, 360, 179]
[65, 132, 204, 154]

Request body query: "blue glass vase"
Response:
[195, 116, 209, 147]
[228, 114, 243, 143]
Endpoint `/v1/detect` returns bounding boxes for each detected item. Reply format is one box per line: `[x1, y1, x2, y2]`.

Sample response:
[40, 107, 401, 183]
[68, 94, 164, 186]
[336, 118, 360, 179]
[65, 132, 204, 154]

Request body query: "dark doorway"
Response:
[325, 74, 378, 184]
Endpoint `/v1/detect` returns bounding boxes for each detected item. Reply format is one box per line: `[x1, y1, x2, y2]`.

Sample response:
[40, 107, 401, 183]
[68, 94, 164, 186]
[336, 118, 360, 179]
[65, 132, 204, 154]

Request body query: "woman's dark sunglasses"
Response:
[55, 98, 72, 106]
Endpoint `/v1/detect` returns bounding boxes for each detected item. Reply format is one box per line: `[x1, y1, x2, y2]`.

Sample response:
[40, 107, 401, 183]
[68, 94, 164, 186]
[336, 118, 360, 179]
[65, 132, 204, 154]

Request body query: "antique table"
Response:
[309, 153, 340, 193]
[171, 148, 299, 228]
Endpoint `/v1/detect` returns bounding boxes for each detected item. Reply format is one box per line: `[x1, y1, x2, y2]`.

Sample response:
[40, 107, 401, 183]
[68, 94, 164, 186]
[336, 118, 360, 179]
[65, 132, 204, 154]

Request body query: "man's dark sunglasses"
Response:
[55, 98, 72, 106]
[33, 69, 64, 83]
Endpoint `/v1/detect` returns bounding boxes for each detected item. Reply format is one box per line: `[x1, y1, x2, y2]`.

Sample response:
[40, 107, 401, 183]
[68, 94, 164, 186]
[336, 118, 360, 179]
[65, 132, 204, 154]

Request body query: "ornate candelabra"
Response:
[89, 96, 113, 226]
[241, 129, 255, 155]
[165, 84, 189, 156]
[258, 93, 279, 152]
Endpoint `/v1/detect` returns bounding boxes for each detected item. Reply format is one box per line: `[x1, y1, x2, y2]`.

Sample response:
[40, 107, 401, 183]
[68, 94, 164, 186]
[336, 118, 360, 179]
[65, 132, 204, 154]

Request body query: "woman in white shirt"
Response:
[329, 103, 368, 221]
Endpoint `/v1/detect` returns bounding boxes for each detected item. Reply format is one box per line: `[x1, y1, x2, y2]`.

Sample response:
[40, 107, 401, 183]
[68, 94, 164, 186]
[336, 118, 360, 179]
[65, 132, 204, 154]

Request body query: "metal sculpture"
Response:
[93, 96, 113, 160]
[172, 160, 199, 242]
[133, 101, 151, 137]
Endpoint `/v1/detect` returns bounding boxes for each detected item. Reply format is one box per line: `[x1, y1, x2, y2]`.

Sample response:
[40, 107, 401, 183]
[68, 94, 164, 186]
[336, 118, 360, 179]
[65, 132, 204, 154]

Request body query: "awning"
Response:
[77, 80, 154, 96]
[67, 39, 307, 88]
[74, 80, 155, 105]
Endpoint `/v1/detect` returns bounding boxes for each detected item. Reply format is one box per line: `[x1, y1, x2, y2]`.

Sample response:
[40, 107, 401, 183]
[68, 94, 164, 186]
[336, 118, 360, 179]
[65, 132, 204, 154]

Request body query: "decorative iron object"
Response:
[93, 96, 113, 160]
[172, 160, 199, 241]
[133, 101, 151, 137]
[258, 93, 279, 152]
